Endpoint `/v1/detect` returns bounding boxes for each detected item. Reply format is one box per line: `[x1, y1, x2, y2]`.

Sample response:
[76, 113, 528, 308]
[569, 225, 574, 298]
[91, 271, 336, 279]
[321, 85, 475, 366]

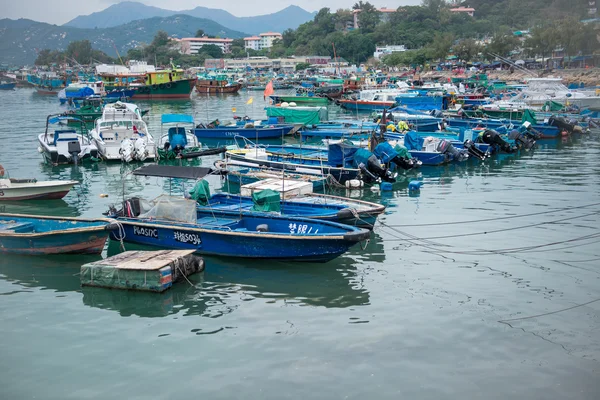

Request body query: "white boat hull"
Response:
[0, 179, 78, 201]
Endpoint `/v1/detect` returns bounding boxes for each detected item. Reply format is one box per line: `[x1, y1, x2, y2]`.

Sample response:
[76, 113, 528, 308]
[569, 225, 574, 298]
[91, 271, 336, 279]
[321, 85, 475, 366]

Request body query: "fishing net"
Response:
[138, 195, 197, 224]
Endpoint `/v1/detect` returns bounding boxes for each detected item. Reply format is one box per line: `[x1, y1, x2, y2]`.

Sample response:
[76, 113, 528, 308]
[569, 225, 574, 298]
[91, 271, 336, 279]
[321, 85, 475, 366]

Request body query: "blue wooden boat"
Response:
[202, 193, 385, 229]
[192, 124, 295, 139]
[0, 82, 16, 90]
[0, 213, 116, 255]
[108, 195, 370, 262]
[445, 117, 561, 138]
[217, 163, 328, 190]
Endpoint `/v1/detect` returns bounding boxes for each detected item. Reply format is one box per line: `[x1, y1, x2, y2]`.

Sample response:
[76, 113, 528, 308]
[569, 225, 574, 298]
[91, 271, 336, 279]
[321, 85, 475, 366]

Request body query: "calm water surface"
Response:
[0, 88, 599, 399]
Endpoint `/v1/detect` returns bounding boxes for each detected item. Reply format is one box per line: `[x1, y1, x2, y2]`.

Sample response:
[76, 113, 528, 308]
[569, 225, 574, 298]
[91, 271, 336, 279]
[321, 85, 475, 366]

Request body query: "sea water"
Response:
[0, 88, 599, 399]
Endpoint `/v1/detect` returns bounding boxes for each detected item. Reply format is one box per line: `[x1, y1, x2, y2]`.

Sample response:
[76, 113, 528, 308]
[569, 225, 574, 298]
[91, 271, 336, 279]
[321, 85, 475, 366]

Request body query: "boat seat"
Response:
[53, 129, 78, 146]
[0, 221, 35, 233]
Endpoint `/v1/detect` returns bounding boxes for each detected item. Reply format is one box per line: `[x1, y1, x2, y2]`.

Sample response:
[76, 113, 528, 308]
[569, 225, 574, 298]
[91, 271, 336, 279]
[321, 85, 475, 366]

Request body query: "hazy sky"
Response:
[4, 0, 423, 25]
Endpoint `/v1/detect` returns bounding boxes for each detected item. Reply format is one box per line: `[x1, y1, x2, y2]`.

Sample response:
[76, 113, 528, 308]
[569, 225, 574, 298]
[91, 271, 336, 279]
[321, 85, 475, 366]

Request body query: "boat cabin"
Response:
[145, 69, 185, 85]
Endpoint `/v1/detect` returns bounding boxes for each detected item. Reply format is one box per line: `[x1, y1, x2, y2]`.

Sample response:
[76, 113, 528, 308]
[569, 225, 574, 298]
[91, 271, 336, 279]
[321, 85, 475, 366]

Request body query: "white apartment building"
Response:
[374, 45, 407, 59]
[176, 37, 234, 54]
[244, 32, 283, 51]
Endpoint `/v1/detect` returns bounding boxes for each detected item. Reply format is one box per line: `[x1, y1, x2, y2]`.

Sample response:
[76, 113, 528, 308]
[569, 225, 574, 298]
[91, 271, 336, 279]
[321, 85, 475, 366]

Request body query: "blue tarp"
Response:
[373, 142, 398, 164]
[161, 114, 194, 124]
[353, 148, 373, 168]
[65, 87, 94, 98]
[328, 142, 358, 166]
[404, 131, 424, 151]
[48, 116, 82, 124]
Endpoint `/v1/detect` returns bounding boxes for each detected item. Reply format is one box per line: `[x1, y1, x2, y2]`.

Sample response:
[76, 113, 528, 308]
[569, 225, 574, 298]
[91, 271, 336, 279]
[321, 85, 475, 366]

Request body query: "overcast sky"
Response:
[4, 0, 423, 25]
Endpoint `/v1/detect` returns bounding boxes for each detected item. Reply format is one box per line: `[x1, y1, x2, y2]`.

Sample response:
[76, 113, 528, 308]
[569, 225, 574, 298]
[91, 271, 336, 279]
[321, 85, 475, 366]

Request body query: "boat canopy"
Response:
[161, 114, 194, 124]
[133, 165, 212, 180]
[48, 115, 83, 124]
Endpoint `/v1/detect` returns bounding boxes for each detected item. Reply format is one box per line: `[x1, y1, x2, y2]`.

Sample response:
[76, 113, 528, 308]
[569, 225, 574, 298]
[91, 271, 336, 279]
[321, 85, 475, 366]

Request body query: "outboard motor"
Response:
[463, 139, 489, 161]
[481, 129, 514, 153]
[68, 140, 81, 164]
[430, 109, 444, 118]
[105, 197, 143, 218]
[437, 139, 469, 162]
[390, 155, 421, 170]
[548, 116, 574, 134]
[508, 130, 536, 151]
[354, 148, 396, 183]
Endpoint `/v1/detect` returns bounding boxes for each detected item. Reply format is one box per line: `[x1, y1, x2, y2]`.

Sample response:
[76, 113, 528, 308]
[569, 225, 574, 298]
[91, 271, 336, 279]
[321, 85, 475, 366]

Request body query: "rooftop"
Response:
[260, 32, 283, 37]
[177, 37, 233, 43]
[244, 36, 262, 41]
[450, 7, 476, 12]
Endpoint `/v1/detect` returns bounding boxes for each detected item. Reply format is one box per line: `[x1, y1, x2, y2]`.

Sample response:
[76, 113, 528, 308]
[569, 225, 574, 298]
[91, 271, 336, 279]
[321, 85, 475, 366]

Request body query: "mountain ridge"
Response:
[0, 15, 248, 65]
[65, 2, 316, 34]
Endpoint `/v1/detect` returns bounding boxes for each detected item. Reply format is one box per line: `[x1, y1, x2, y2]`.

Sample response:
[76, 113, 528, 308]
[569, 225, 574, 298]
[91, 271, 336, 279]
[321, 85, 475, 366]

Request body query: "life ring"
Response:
[151, 85, 158, 91]
[166, 83, 172, 89]
[159, 84, 165, 89]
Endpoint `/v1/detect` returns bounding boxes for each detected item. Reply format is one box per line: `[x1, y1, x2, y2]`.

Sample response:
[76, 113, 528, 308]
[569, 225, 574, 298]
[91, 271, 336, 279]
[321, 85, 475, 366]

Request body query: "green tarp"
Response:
[393, 143, 412, 159]
[265, 106, 328, 126]
[543, 100, 565, 112]
[521, 109, 538, 125]
[189, 179, 211, 206]
[252, 189, 281, 212]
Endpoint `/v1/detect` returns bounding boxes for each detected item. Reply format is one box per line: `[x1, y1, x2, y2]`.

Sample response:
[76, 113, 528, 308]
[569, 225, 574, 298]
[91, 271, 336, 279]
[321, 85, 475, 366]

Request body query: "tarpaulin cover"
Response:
[251, 189, 281, 213]
[138, 195, 197, 224]
[265, 107, 327, 126]
[521, 109, 538, 125]
[373, 142, 399, 164]
[189, 179, 211, 206]
[161, 114, 194, 124]
[543, 100, 564, 112]
[393, 143, 412, 159]
[353, 148, 374, 168]
[404, 131, 424, 151]
[64, 87, 94, 98]
[328, 141, 358, 166]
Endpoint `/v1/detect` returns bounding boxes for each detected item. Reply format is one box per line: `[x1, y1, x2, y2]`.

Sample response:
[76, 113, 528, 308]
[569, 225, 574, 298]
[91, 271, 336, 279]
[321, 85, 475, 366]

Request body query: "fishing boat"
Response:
[270, 95, 329, 106]
[58, 81, 105, 104]
[38, 114, 99, 164]
[90, 102, 156, 162]
[0, 82, 16, 90]
[157, 114, 203, 159]
[338, 89, 404, 111]
[196, 75, 242, 94]
[0, 213, 116, 255]
[107, 165, 370, 262]
[132, 66, 196, 100]
[200, 192, 385, 229]
[192, 121, 296, 140]
[0, 175, 77, 201]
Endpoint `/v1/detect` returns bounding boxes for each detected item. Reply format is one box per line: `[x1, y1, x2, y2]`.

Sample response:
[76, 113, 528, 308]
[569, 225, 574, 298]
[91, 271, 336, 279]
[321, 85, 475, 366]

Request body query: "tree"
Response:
[150, 31, 171, 48]
[524, 25, 559, 64]
[486, 31, 520, 58]
[421, 0, 446, 15]
[200, 44, 223, 58]
[295, 62, 310, 71]
[353, 1, 379, 33]
[452, 38, 481, 62]
[427, 32, 454, 60]
[195, 29, 205, 38]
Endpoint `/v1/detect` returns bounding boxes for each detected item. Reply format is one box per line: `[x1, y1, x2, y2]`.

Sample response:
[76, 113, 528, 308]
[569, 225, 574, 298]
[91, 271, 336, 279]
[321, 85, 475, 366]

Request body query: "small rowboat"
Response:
[0, 214, 117, 255]
[0, 178, 78, 201]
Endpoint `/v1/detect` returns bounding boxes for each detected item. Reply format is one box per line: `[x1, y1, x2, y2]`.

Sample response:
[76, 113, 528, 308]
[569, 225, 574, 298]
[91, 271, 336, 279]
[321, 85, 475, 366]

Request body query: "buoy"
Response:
[99, 194, 109, 198]
[345, 179, 363, 188]
[280, 102, 289, 108]
[408, 180, 423, 191]
[380, 182, 393, 191]
[289, 102, 297, 107]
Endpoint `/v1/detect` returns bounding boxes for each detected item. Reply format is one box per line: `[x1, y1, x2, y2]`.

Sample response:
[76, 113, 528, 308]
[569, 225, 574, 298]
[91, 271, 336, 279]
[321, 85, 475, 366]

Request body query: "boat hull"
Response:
[0, 83, 16, 90]
[0, 214, 114, 255]
[0, 181, 77, 201]
[195, 83, 242, 94]
[132, 79, 196, 99]
[111, 218, 369, 262]
[193, 125, 294, 139]
[338, 100, 395, 111]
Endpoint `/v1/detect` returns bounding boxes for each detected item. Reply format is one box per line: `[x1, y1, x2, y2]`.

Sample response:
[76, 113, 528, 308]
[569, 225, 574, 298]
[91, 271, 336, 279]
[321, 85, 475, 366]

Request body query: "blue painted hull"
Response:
[0, 213, 114, 255]
[193, 125, 294, 139]
[105, 89, 136, 99]
[446, 118, 560, 138]
[0, 83, 16, 90]
[204, 194, 384, 229]
[111, 214, 370, 262]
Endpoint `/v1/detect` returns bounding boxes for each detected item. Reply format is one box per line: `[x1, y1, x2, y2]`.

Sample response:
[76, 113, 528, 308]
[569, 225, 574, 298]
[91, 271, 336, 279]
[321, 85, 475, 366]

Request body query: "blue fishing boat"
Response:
[445, 117, 562, 139]
[0, 82, 16, 90]
[216, 162, 328, 190]
[0, 213, 116, 255]
[106, 166, 370, 262]
[201, 193, 385, 229]
[192, 123, 295, 140]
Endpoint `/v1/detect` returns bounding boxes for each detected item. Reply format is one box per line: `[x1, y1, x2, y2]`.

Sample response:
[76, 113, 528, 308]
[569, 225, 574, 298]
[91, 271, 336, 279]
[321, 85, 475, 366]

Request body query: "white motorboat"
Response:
[90, 102, 156, 162]
[38, 114, 99, 164]
[0, 178, 78, 201]
[504, 78, 600, 109]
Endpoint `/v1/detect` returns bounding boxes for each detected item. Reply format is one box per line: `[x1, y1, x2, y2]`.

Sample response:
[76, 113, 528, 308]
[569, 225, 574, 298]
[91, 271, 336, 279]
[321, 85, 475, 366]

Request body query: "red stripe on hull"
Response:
[0, 190, 70, 201]
[0, 237, 108, 255]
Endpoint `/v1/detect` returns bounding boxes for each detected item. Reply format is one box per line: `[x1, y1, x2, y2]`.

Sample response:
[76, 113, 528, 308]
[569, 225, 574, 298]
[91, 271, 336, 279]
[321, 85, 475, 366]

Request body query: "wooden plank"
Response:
[106, 250, 196, 270]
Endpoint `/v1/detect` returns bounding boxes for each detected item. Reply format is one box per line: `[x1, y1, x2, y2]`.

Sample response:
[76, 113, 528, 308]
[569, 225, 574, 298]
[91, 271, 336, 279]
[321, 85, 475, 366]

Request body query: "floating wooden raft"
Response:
[80, 250, 204, 292]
